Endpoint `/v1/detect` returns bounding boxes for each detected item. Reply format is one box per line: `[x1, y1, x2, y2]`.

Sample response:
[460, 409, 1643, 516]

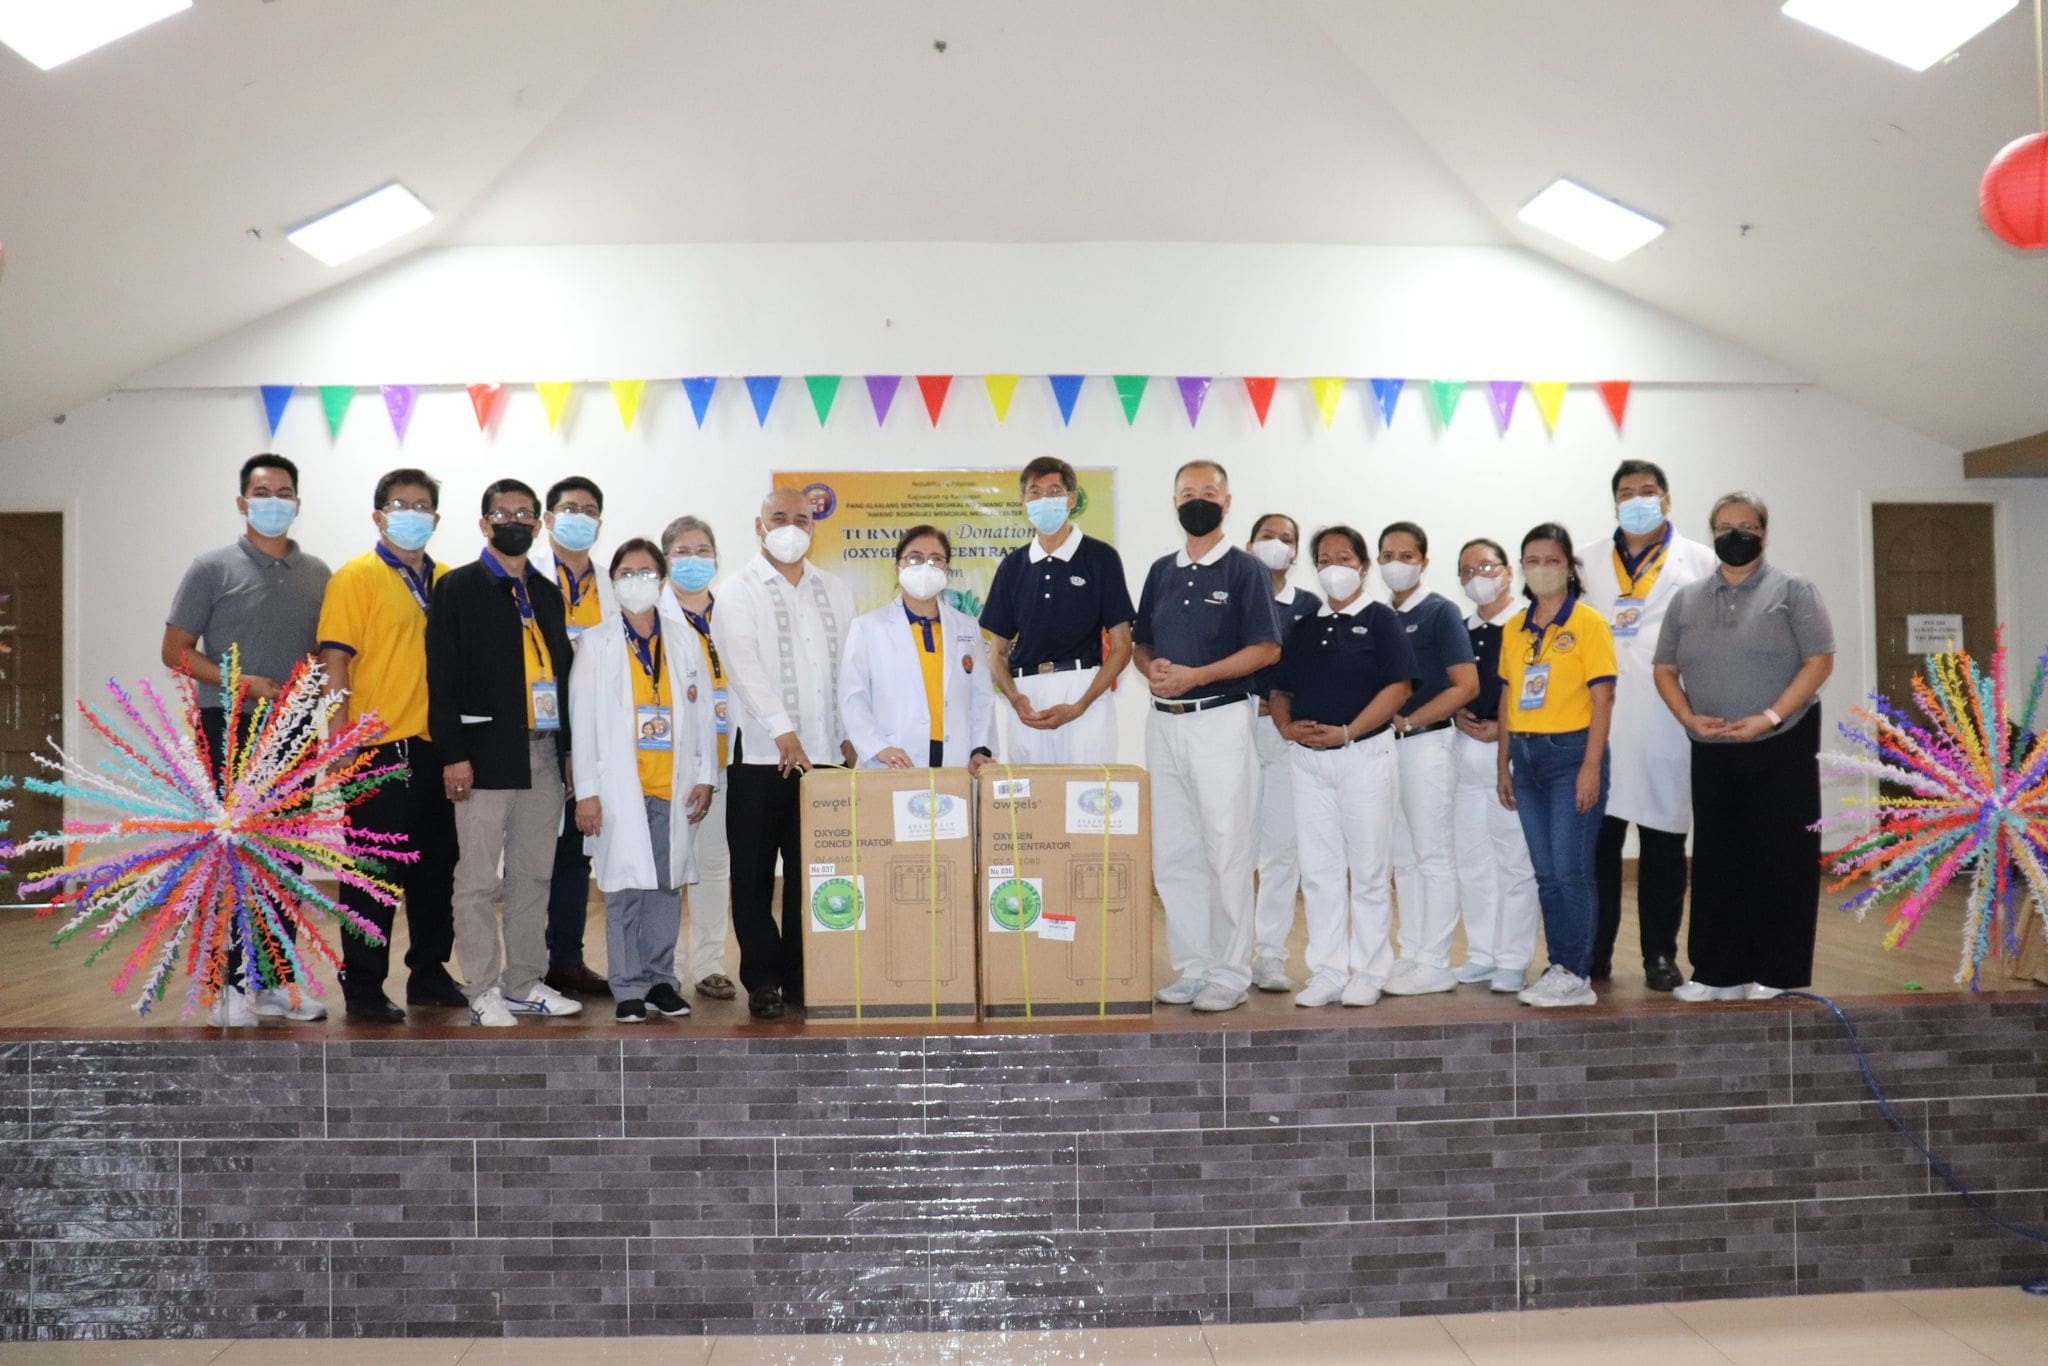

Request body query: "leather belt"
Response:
[1395, 718, 1454, 740]
[1152, 692, 1251, 716]
[1030, 658, 1095, 676]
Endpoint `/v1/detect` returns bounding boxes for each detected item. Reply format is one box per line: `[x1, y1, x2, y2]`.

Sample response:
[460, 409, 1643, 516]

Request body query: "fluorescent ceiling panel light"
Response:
[1781, 0, 2017, 72]
[0, 0, 191, 71]
[1515, 178, 1666, 262]
[286, 184, 434, 267]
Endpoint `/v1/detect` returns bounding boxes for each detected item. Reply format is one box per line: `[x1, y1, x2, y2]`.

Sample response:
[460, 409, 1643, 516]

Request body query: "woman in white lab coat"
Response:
[839, 525, 997, 772]
[569, 538, 719, 1023]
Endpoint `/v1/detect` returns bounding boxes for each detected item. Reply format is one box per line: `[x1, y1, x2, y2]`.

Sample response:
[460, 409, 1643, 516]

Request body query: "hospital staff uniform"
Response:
[979, 524, 1136, 764]
[1388, 590, 1479, 979]
[659, 589, 734, 988]
[1451, 606, 1540, 988]
[840, 597, 997, 768]
[1252, 584, 1322, 974]
[1134, 541, 1283, 998]
[1271, 597, 1418, 1000]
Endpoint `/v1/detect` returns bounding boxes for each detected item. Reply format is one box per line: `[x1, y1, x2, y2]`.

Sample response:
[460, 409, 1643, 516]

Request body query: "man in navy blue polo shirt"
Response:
[1133, 460, 1282, 1013]
[980, 456, 1136, 763]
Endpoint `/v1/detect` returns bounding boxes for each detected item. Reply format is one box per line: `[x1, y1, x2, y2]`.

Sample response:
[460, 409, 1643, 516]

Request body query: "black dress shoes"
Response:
[748, 987, 785, 1020]
[1644, 956, 1685, 992]
[346, 998, 407, 1024]
[406, 974, 469, 1008]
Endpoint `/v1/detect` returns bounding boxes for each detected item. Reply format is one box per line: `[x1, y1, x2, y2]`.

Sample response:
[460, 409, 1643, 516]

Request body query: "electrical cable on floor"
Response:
[1784, 991, 2048, 1295]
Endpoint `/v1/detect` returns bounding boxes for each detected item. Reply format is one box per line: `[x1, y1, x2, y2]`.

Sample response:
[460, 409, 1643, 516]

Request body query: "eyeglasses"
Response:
[1712, 522, 1764, 537]
[901, 554, 950, 569]
[665, 547, 716, 559]
[381, 499, 435, 515]
[1458, 563, 1507, 579]
[552, 502, 601, 519]
[614, 569, 661, 584]
[485, 508, 540, 525]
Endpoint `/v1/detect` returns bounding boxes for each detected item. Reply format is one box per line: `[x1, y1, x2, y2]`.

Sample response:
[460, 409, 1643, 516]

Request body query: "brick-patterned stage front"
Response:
[3, 997, 2045, 1340]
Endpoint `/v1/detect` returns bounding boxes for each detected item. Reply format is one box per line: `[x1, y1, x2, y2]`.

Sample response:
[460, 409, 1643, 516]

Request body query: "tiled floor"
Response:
[2, 1288, 2043, 1363]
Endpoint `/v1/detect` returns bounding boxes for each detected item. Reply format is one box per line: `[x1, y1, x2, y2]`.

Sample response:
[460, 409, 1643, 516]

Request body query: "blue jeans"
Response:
[1507, 730, 1609, 979]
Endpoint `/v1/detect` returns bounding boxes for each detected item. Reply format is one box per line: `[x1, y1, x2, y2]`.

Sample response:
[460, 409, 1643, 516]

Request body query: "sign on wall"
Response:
[772, 468, 1117, 614]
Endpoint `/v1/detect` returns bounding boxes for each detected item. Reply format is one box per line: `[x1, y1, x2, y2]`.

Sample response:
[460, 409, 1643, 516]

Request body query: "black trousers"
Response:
[545, 800, 594, 970]
[725, 733, 839, 998]
[1687, 705, 1823, 989]
[1593, 815, 1689, 970]
[336, 736, 460, 1006]
[198, 706, 297, 988]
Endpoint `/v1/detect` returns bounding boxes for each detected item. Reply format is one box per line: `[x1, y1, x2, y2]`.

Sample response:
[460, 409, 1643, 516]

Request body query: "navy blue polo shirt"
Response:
[1133, 543, 1281, 684]
[1251, 585, 1321, 697]
[1394, 591, 1478, 716]
[1273, 599, 1419, 727]
[1466, 613, 1507, 721]
[979, 531, 1137, 674]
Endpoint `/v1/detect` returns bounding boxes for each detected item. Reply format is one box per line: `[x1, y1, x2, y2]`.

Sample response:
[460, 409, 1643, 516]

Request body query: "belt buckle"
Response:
[1035, 661, 1056, 675]
[1167, 701, 1189, 716]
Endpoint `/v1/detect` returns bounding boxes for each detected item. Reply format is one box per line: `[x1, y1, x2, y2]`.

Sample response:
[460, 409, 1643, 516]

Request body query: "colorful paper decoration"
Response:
[467, 383, 506, 432]
[319, 385, 354, 437]
[916, 375, 952, 425]
[1176, 376, 1210, 427]
[1243, 377, 1277, 426]
[1598, 380, 1632, 429]
[537, 382, 576, 432]
[1369, 378, 1403, 428]
[744, 376, 781, 427]
[983, 374, 1019, 423]
[805, 375, 841, 426]
[1112, 375, 1149, 425]
[610, 380, 646, 431]
[260, 385, 294, 435]
[381, 384, 418, 441]
[1530, 381, 1568, 433]
[866, 375, 902, 425]
[1981, 131, 2048, 250]
[1048, 374, 1085, 426]
[1309, 377, 1345, 428]
[1487, 381, 1521, 430]
[681, 377, 718, 427]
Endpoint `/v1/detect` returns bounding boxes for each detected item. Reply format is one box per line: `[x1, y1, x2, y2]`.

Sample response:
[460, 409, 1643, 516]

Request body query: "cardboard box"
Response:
[799, 767, 979, 1021]
[977, 765, 1152, 1019]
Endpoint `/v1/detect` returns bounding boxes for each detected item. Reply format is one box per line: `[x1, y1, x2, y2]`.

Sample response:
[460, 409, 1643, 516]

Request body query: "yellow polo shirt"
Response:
[629, 631, 673, 799]
[1499, 595, 1618, 734]
[316, 547, 446, 741]
[908, 608, 944, 745]
[557, 562, 604, 639]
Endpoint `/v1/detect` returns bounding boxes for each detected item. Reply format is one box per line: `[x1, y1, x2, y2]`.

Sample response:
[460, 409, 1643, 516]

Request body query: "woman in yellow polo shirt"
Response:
[1494, 522, 1616, 1008]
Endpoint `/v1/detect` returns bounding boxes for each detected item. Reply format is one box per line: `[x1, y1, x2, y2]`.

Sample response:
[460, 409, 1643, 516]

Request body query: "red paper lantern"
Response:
[1980, 131, 2048, 249]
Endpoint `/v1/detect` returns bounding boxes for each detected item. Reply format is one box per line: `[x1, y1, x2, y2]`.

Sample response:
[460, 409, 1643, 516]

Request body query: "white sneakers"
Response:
[1672, 981, 1788, 1003]
[507, 982, 584, 1018]
[1339, 978, 1382, 1008]
[1747, 984, 1785, 1001]
[1156, 976, 1206, 1005]
[1293, 973, 1345, 1008]
[1191, 983, 1247, 1013]
[249, 987, 327, 1022]
[1517, 964, 1597, 1008]
[1452, 960, 1496, 985]
[1382, 959, 1458, 997]
[205, 987, 258, 1028]
[469, 988, 517, 1028]
[1490, 968, 1528, 994]
[1251, 956, 1293, 993]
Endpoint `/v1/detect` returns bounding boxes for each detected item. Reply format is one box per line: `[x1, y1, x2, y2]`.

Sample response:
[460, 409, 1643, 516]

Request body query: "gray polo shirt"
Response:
[167, 538, 331, 694]
[1653, 559, 1834, 741]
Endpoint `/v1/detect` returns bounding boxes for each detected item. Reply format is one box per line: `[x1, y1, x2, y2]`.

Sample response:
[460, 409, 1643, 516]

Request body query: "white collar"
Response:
[1174, 539, 1231, 568]
[1466, 604, 1515, 630]
[1394, 590, 1428, 614]
[750, 551, 811, 586]
[1027, 525, 1082, 563]
[1319, 595, 1371, 618]
[1274, 584, 1297, 605]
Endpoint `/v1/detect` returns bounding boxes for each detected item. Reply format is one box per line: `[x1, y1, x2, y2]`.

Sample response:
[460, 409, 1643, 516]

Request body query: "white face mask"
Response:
[1379, 561, 1422, 593]
[1461, 573, 1503, 607]
[1251, 539, 1295, 572]
[762, 524, 812, 564]
[898, 563, 948, 601]
[613, 575, 661, 615]
[1317, 564, 1363, 602]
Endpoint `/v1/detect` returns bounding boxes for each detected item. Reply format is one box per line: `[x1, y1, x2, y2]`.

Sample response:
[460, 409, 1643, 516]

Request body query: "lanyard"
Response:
[625, 619, 664, 692]
[681, 599, 720, 676]
[375, 543, 434, 615]
[556, 562, 594, 608]
[1523, 600, 1575, 666]
[1613, 526, 1671, 598]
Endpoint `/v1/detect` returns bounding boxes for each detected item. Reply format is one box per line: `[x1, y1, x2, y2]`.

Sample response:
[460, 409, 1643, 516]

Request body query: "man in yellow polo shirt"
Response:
[316, 468, 467, 1022]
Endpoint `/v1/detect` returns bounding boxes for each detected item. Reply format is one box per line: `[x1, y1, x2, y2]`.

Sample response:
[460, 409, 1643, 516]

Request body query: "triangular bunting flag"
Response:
[1429, 380, 1467, 429]
[260, 385, 294, 435]
[866, 375, 901, 425]
[1369, 378, 1404, 428]
[1177, 376, 1211, 427]
[744, 375, 781, 427]
[467, 383, 506, 432]
[1597, 380, 1631, 430]
[1530, 382, 1568, 433]
[805, 375, 841, 426]
[916, 374, 952, 425]
[381, 384, 418, 441]
[1047, 375, 1085, 426]
[983, 374, 1019, 423]
[1487, 381, 1521, 430]
[1243, 377, 1277, 426]
[611, 380, 646, 431]
[1309, 377, 1345, 429]
[319, 385, 354, 437]
[537, 382, 576, 432]
[681, 377, 717, 427]
[1112, 375, 1148, 425]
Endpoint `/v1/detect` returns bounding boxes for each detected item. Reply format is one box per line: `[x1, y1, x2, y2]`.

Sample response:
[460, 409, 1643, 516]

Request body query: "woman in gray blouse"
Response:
[1651, 492, 1835, 1002]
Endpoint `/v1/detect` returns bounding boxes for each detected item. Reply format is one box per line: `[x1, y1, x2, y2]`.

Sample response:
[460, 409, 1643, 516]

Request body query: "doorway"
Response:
[0, 513, 65, 902]
[1869, 502, 1997, 709]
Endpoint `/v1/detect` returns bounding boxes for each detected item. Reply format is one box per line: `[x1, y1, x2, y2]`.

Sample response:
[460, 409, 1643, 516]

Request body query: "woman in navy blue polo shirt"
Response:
[1247, 512, 1321, 993]
[1267, 525, 1419, 1008]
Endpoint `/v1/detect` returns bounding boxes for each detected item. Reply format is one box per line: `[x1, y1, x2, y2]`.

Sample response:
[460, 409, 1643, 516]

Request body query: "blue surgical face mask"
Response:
[1025, 495, 1070, 536]
[1617, 495, 1665, 536]
[670, 556, 717, 592]
[244, 496, 297, 537]
[550, 510, 600, 552]
[383, 510, 436, 552]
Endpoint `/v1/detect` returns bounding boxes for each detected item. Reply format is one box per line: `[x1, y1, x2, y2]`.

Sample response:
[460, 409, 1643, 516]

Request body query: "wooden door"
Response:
[1869, 502, 1996, 709]
[0, 514, 65, 901]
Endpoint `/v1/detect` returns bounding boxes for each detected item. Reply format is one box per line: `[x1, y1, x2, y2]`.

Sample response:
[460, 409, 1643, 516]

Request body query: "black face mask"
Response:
[1176, 498, 1224, 537]
[1714, 529, 1763, 567]
[490, 523, 536, 558]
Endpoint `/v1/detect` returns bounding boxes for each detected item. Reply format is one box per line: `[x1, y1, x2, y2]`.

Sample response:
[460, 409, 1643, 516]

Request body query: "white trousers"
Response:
[680, 777, 732, 980]
[1252, 712, 1300, 960]
[1290, 732, 1398, 987]
[1004, 666, 1118, 765]
[1390, 726, 1460, 969]
[1148, 698, 1260, 994]
[1451, 727, 1539, 972]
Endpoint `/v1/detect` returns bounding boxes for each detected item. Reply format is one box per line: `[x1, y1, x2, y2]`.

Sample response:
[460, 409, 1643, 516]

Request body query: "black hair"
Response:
[1519, 522, 1586, 600]
[1309, 524, 1369, 564]
[1247, 513, 1299, 544]
[1174, 459, 1229, 486]
[1378, 520, 1429, 556]
[240, 453, 299, 494]
[480, 478, 541, 516]
[895, 524, 953, 561]
[1611, 459, 1669, 497]
[546, 476, 603, 512]
[372, 468, 440, 511]
[1019, 456, 1078, 496]
[608, 537, 667, 576]
[1458, 536, 1510, 566]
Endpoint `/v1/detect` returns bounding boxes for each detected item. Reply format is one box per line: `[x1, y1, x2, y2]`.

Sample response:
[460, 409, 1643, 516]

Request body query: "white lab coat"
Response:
[839, 596, 996, 767]
[567, 612, 718, 892]
[529, 542, 617, 631]
[1578, 527, 1718, 832]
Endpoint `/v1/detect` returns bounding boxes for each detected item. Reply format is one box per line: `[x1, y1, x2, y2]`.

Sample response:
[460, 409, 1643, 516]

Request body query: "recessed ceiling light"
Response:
[1781, 0, 2017, 73]
[286, 184, 434, 267]
[0, 0, 191, 71]
[1515, 179, 1666, 262]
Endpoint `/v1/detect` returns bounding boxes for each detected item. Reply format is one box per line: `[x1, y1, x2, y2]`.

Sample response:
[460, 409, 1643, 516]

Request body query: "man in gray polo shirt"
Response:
[162, 452, 331, 1027]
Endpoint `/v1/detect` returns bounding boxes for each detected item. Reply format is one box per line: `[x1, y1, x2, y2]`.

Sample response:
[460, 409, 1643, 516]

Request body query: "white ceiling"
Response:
[1, 0, 2042, 449]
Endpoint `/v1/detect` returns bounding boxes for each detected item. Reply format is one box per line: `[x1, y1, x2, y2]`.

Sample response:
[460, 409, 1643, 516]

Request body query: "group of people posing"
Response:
[163, 450, 1834, 1027]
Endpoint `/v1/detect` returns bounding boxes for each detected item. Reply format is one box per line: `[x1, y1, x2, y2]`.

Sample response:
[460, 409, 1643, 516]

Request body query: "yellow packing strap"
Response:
[848, 768, 862, 1023]
[1099, 766, 1113, 1018]
[927, 767, 939, 1020]
[1000, 763, 1032, 1019]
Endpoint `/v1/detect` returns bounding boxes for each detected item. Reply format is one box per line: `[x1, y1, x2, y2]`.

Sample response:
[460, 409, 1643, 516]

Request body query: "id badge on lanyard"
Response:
[531, 680, 561, 731]
[712, 687, 730, 735]
[636, 704, 673, 751]
[1611, 596, 1645, 639]
[1518, 663, 1552, 711]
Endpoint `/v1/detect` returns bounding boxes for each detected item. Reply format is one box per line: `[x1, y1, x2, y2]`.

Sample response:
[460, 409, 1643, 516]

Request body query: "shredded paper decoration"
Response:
[1820, 629, 2048, 988]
